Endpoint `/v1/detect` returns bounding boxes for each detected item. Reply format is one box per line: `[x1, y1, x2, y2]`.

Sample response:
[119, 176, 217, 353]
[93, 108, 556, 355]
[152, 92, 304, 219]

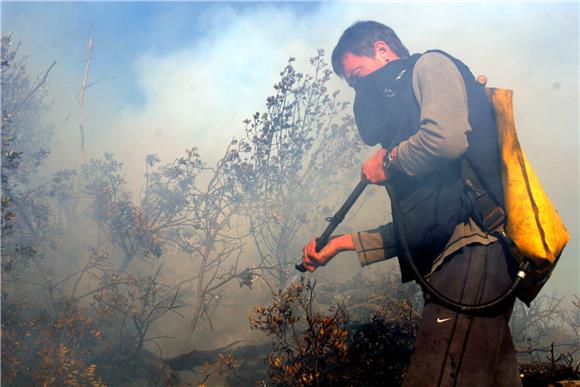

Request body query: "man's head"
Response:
[332, 21, 410, 87]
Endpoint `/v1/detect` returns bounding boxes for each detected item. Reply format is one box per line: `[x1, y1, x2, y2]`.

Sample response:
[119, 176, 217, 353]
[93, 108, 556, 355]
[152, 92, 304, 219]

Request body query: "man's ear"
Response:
[374, 40, 395, 61]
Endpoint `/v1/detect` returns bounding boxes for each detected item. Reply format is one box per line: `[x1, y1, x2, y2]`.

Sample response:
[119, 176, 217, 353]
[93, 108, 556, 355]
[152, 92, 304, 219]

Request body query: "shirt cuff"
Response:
[352, 224, 398, 267]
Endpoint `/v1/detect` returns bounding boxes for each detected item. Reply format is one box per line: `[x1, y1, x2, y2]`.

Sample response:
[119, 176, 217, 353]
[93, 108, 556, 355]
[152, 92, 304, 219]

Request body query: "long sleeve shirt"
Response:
[352, 52, 497, 273]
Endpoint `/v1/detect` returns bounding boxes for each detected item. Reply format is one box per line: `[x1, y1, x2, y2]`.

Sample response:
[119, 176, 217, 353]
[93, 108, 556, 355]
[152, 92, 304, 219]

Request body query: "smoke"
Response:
[2, 2, 578, 292]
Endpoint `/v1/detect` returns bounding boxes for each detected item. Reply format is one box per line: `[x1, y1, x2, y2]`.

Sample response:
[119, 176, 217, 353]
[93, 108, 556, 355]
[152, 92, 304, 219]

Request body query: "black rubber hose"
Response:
[294, 179, 528, 314]
[385, 182, 529, 314]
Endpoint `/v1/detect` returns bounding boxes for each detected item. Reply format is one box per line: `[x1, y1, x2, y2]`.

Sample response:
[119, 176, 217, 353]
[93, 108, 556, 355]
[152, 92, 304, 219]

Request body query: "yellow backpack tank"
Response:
[485, 88, 570, 304]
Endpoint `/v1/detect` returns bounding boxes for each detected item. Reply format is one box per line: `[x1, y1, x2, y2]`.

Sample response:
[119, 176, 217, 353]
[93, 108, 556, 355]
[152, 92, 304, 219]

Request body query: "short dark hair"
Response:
[331, 21, 410, 78]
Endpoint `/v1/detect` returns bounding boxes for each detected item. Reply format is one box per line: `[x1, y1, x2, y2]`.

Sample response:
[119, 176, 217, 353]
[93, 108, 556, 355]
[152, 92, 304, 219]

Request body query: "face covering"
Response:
[352, 57, 415, 147]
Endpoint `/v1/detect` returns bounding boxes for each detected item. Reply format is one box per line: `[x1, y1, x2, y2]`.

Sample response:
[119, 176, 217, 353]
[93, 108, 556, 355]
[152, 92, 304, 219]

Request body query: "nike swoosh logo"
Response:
[437, 317, 453, 323]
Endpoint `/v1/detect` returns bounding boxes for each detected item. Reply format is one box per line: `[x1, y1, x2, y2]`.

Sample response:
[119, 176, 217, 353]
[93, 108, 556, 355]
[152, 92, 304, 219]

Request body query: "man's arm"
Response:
[392, 52, 472, 176]
[301, 223, 398, 271]
[352, 223, 398, 266]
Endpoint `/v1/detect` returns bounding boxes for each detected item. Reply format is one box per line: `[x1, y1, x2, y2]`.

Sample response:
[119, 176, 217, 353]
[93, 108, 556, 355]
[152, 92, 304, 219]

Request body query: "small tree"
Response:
[82, 153, 165, 271]
[83, 145, 269, 332]
[510, 294, 580, 360]
[235, 50, 363, 285]
[144, 145, 254, 332]
[1, 33, 74, 274]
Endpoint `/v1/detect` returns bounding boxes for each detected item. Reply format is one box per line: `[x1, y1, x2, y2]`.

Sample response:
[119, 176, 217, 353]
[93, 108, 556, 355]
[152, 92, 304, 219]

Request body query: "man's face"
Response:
[342, 53, 386, 88]
[341, 41, 400, 88]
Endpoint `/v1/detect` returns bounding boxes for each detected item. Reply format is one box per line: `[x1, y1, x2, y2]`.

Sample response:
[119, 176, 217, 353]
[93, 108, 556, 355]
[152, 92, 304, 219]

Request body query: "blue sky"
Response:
[2, 2, 322, 104]
[2, 1, 578, 294]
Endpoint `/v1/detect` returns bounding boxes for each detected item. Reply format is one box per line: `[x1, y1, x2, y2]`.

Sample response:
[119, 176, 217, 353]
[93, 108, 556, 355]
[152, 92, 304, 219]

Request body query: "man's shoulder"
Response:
[413, 50, 459, 74]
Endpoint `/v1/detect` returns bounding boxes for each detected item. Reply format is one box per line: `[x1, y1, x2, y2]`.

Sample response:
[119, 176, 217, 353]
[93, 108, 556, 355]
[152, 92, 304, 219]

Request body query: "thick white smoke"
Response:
[3, 2, 578, 294]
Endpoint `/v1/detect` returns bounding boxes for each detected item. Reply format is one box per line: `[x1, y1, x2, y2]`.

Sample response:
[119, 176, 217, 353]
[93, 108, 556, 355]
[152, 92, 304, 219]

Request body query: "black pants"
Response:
[403, 242, 522, 387]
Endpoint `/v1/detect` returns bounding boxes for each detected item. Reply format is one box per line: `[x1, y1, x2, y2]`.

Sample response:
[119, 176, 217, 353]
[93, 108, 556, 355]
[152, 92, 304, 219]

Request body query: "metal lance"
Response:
[295, 180, 367, 272]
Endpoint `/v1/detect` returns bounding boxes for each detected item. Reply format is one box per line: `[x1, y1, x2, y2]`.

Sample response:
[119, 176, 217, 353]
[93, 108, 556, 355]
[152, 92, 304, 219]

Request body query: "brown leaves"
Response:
[248, 273, 424, 386]
[196, 353, 241, 386]
[30, 343, 105, 386]
[249, 279, 349, 386]
[1, 265, 183, 386]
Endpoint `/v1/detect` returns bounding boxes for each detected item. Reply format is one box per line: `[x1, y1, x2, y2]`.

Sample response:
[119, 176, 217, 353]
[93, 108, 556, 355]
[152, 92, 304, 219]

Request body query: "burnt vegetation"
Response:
[1, 33, 579, 386]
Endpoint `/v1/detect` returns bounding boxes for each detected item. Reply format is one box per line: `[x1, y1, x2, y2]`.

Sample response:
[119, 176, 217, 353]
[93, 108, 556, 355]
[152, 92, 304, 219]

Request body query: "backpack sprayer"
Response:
[295, 88, 570, 312]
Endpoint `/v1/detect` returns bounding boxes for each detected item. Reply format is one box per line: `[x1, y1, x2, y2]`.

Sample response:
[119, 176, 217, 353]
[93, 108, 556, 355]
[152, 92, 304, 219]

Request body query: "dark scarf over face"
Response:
[353, 55, 420, 148]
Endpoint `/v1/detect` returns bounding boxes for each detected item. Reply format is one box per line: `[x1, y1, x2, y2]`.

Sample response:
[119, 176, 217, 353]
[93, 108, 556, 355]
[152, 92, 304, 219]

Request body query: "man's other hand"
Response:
[301, 234, 354, 272]
[361, 147, 389, 184]
[476, 74, 488, 86]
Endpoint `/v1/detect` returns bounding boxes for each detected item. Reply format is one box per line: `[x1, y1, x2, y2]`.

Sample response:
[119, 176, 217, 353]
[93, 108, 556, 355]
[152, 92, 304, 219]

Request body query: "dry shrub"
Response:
[1, 263, 181, 386]
[250, 278, 417, 386]
[1, 299, 105, 386]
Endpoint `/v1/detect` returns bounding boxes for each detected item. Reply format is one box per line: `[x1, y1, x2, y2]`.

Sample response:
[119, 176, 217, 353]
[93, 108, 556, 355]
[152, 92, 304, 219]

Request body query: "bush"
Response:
[250, 278, 418, 386]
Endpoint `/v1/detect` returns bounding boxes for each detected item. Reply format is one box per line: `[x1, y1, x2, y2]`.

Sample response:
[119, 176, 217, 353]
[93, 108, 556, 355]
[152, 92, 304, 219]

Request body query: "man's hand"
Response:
[301, 234, 354, 272]
[361, 147, 389, 184]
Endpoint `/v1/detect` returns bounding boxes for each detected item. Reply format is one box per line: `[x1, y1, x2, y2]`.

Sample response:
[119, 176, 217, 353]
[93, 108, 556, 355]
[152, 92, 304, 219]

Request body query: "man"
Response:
[300, 21, 521, 386]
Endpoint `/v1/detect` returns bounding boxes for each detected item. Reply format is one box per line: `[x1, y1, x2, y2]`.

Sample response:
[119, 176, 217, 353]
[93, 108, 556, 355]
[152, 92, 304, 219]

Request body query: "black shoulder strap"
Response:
[461, 159, 506, 234]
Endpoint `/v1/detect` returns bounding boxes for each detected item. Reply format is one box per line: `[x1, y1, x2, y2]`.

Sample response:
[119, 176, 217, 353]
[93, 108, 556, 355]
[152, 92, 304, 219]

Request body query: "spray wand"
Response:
[294, 180, 368, 272]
